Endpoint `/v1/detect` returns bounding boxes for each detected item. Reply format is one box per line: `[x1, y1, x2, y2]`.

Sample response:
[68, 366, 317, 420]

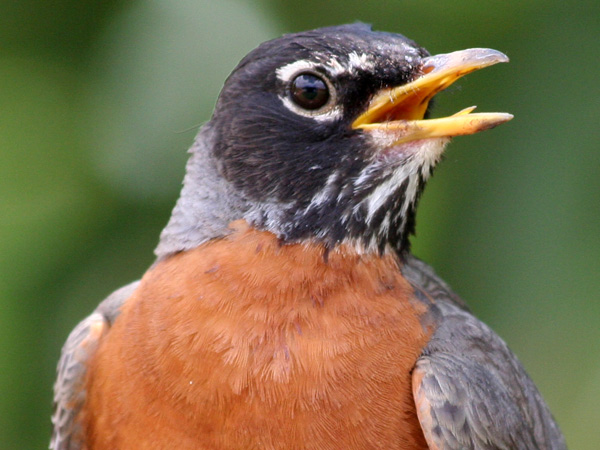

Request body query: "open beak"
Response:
[352, 48, 513, 144]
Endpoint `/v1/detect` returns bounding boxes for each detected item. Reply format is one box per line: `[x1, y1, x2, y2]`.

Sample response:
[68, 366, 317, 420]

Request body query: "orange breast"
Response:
[83, 221, 432, 449]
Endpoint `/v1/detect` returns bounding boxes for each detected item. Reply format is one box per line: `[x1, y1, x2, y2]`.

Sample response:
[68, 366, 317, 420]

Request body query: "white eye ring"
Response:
[276, 60, 342, 121]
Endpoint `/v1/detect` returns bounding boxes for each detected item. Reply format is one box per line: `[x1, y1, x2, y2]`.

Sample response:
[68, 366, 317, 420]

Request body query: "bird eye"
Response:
[290, 73, 330, 110]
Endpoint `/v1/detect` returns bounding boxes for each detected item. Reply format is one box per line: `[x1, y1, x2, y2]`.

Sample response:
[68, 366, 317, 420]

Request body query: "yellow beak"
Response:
[352, 48, 513, 144]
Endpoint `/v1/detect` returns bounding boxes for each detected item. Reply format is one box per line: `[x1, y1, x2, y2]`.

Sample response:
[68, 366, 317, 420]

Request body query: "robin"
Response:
[51, 24, 567, 449]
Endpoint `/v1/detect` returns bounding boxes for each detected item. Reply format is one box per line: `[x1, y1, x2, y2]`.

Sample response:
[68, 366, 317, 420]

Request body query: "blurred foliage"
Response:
[1, 0, 598, 448]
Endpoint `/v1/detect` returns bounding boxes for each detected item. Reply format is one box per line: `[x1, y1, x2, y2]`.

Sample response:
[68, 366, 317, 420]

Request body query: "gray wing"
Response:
[50, 281, 140, 450]
[402, 255, 567, 450]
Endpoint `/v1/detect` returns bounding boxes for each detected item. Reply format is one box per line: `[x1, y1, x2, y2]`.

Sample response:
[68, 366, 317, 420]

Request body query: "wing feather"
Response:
[402, 255, 566, 450]
[50, 281, 140, 450]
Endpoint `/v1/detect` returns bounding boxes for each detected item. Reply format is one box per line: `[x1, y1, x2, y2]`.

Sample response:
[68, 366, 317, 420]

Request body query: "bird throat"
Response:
[244, 156, 432, 256]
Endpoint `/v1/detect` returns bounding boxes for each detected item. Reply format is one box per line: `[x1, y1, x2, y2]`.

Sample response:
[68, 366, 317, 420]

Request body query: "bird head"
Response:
[157, 24, 511, 258]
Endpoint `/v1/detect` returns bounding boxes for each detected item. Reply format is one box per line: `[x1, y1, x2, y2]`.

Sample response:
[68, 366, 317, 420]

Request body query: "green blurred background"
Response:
[1, 0, 598, 448]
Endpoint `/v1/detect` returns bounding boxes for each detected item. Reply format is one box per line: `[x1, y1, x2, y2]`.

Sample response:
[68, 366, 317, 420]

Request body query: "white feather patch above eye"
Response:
[276, 59, 320, 83]
[275, 52, 375, 83]
[347, 52, 375, 74]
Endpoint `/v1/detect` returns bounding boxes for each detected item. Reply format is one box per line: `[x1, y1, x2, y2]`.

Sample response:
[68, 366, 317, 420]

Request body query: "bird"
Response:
[51, 23, 567, 449]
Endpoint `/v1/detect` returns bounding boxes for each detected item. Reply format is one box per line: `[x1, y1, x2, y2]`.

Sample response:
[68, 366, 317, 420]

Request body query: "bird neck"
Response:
[154, 125, 251, 260]
[155, 126, 419, 261]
